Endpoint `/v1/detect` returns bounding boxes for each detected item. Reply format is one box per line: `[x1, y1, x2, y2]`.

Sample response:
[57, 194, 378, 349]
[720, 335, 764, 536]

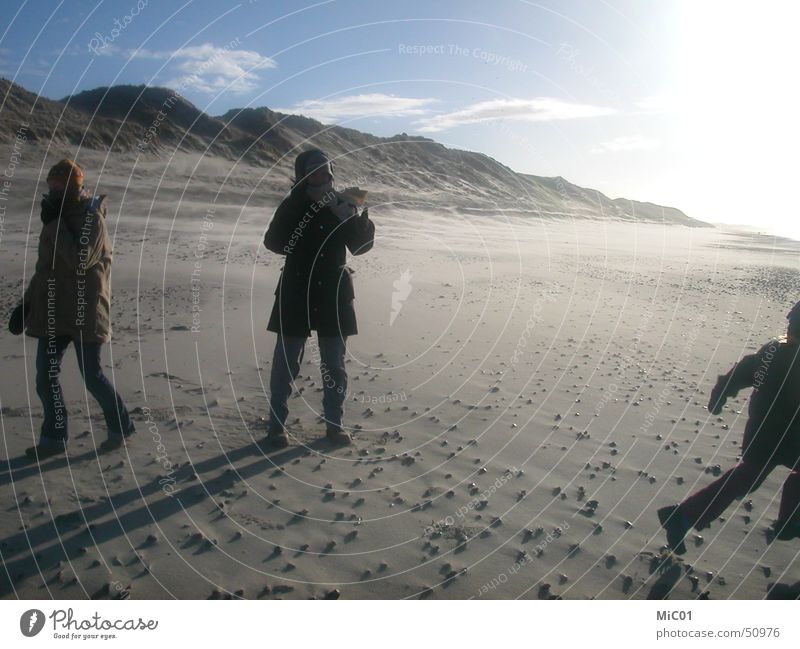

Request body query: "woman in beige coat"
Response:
[19, 159, 134, 459]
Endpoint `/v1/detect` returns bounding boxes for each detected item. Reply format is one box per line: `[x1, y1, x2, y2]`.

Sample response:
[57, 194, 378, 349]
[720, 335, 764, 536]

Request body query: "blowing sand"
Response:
[1, 150, 799, 600]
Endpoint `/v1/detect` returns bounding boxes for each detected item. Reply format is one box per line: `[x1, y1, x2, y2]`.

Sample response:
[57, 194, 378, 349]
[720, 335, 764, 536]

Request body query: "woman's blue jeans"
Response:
[35, 335, 134, 447]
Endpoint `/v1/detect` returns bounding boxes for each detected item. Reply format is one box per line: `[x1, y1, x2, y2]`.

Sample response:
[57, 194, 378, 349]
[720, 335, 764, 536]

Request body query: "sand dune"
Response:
[0, 79, 708, 226]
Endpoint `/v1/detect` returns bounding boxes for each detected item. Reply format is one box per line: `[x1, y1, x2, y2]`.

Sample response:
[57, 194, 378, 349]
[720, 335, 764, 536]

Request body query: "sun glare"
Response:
[672, 0, 800, 237]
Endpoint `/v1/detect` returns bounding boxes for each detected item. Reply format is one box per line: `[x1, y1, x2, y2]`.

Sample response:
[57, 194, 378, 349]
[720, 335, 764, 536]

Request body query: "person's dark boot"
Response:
[326, 427, 351, 446]
[657, 504, 691, 555]
[25, 442, 66, 460]
[769, 519, 800, 542]
[261, 426, 289, 450]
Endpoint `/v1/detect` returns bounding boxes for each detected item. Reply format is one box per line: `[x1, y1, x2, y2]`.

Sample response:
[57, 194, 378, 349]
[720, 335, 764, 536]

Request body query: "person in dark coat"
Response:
[658, 301, 800, 553]
[262, 149, 374, 447]
[16, 159, 135, 459]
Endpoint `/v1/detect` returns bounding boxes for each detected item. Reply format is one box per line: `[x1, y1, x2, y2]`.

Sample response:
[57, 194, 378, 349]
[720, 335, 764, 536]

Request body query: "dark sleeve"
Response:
[343, 210, 375, 256]
[711, 352, 760, 402]
[263, 195, 300, 255]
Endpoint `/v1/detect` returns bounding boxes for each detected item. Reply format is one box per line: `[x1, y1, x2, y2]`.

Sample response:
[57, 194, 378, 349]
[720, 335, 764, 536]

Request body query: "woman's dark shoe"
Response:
[99, 438, 123, 453]
[25, 443, 66, 460]
[100, 430, 135, 453]
[657, 504, 691, 555]
[326, 427, 352, 446]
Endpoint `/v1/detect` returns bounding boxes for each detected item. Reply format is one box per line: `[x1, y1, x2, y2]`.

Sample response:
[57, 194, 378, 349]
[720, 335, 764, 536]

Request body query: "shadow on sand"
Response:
[0, 438, 332, 597]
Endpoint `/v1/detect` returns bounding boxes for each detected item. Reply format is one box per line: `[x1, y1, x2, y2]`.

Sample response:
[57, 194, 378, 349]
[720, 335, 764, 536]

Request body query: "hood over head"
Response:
[293, 149, 333, 187]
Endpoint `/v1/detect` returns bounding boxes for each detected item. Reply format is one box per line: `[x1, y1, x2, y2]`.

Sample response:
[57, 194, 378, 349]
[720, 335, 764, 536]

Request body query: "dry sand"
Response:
[1, 148, 799, 599]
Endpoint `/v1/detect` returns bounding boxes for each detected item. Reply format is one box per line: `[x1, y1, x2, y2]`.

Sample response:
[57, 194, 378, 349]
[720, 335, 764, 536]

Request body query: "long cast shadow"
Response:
[0, 450, 101, 487]
[646, 563, 683, 599]
[0, 441, 323, 597]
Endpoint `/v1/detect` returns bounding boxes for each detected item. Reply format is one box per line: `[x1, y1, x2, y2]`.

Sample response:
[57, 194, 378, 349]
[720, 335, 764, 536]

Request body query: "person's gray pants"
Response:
[268, 334, 347, 434]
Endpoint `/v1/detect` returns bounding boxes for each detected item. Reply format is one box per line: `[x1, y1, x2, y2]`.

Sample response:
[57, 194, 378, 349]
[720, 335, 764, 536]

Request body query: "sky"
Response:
[1, 0, 798, 238]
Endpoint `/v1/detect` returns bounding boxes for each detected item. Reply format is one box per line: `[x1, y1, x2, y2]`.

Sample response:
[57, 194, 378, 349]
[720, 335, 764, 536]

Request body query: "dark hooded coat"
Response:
[710, 340, 800, 465]
[263, 150, 375, 338]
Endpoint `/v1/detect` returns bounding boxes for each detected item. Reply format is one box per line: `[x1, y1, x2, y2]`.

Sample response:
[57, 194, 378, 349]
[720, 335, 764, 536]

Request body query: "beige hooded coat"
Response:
[23, 193, 113, 343]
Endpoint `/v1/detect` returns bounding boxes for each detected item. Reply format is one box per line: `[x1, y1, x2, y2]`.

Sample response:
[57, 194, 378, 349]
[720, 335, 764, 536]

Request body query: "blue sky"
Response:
[1, 0, 797, 238]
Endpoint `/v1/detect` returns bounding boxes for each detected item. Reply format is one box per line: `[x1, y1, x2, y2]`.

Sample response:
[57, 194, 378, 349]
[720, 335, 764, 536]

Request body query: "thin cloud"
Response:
[274, 93, 438, 123]
[126, 42, 276, 94]
[591, 135, 661, 153]
[415, 97, 616, 132]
